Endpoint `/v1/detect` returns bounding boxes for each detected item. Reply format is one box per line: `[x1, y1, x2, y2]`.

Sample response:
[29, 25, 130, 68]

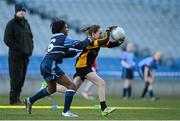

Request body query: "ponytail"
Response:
[80, 26, 90, 32]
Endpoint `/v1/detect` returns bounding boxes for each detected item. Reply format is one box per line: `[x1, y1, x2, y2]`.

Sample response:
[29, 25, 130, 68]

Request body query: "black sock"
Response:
[63, 90, 75, 113]
[141, 82, 149, 98]
[122, 88, 127, 97]
[149, 90, 154, 98]
[100, 101, 107, 111]
[30, 88, 50, 104]
[128, 86, 132, 98]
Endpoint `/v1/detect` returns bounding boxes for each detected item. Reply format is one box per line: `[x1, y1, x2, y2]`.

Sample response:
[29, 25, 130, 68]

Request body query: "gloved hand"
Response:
[105, 29, 111, 38]
[118, 37, 125, 44]
[109, 26, 118, 31]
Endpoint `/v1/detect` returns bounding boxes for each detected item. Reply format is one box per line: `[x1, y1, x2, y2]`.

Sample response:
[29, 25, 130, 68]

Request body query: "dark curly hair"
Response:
[50, 20, 66, 34]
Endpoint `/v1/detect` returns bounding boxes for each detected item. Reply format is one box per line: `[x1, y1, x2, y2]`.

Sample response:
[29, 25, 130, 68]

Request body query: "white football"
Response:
[111, 26, 125, 42]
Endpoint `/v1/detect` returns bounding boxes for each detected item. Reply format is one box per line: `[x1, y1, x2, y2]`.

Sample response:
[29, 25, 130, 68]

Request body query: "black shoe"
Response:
[10, 101, 24, 105]
[23, 98, 32, 114]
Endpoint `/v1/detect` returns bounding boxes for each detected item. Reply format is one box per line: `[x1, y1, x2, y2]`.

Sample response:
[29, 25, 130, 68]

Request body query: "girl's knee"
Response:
[98, 80, 105, 87]
[48, 87, 56, 94]
[68, 83, 77, 91]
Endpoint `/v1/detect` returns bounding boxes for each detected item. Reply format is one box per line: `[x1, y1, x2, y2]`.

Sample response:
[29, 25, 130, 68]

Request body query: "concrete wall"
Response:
[0, 77, 179, 97]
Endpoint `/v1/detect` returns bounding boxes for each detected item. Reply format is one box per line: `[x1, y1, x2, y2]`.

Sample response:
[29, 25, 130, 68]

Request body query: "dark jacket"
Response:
[4, 15, 34, 57]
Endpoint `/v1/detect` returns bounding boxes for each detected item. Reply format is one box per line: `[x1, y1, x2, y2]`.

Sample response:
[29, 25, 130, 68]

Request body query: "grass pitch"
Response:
[0, 95, 180, 120]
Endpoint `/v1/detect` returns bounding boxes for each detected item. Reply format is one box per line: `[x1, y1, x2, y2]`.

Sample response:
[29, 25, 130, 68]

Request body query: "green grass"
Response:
[0, 95, 180, 120]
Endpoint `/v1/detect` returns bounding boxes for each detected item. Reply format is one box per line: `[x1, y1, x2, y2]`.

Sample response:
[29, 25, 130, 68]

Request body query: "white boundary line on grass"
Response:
[0, 105, 170, 110]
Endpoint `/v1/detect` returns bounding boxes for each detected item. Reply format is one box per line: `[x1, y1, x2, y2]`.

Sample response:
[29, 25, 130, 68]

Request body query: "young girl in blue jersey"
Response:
[138, 51, 162, 101]
[24, 20, 92, 117]
[121, 42, 135, 99]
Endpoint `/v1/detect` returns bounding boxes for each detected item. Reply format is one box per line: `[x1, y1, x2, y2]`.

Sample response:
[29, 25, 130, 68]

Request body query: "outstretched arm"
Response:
[64, 37, 91, 49]
[64, 49, 81, 58]
[90, 30, 124, 48]
[151, 69, 156, 83]
[106, 40, 123, 48]
[144, 66, 149, 82]
[121, 60, 131, 68]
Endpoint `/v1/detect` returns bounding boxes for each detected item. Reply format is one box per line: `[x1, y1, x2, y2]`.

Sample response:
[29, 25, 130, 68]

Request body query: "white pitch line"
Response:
[0, 105, 169, 110]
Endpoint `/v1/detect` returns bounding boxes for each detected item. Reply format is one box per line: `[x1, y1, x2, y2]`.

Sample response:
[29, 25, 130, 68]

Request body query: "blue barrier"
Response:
[0, 55, 180, 80]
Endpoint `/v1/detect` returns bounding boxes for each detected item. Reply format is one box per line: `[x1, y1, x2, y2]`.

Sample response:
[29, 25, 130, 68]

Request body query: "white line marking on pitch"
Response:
[0, 105, 169, 110]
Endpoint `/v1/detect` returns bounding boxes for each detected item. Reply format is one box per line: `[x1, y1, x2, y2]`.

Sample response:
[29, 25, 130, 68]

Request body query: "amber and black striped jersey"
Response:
[75, 32, 121, 69]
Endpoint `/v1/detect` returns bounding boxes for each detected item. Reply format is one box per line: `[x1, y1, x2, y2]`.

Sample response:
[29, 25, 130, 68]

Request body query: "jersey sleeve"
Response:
[145, 64, 150, 68]
[106, 41, 121, 48]
[64, 37, 91, 49]
[64, 50, 78, 58]
[145, 59, 153, 68]
[152, 62, 158, 69]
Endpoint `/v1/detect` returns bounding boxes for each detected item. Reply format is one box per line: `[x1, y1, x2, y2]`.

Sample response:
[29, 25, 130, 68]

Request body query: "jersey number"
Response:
[47, 39, 56, 52]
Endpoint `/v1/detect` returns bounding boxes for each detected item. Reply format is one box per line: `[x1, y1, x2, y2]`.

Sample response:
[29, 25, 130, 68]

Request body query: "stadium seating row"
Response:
[0, 0, 180, 57]
[0, 0, 180, 79]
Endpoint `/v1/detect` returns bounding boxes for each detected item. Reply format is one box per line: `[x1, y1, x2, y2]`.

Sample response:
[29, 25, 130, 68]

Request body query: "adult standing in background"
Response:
[4, 2, 33, 105]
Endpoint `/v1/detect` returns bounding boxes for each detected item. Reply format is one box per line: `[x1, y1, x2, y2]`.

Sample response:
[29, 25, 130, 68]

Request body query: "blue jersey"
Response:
[121, 51, 135, 69]
[40, 33, 91, 81]
[45, 33, 90, 63]
[138, 57, 158, 70]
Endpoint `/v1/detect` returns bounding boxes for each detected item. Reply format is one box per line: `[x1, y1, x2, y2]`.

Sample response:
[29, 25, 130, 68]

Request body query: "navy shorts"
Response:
[121, 68, 134, 79]
[138, 66, 151, 80]
[40, 59, 65, 82]
[73, 67, 93, 81]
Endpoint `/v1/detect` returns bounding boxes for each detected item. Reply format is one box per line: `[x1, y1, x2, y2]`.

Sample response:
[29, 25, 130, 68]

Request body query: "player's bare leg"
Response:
[147, 77, 157, 101]
[56, 76, 83, 94]
[85, 72, 115, 116]
[85, 72, 105, 102]
[82, 81, 95, 100]
[141, 79, 149, 99]
[56, 84, 67, 94]
[123, 79, 130, 99]
[73, 76, 83, 90]
[129, 79, 133, 98]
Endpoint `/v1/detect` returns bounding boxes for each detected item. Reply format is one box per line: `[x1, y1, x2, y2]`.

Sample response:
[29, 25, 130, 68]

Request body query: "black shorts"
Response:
[73, 67, 93, 81]
[138, 66, 151, 80]
[121, 68, 134, 79]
